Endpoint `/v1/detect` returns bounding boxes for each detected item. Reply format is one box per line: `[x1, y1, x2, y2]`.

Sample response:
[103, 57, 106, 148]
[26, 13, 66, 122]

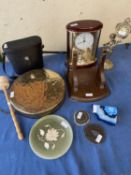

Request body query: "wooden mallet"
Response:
[0, 76, 24, 140]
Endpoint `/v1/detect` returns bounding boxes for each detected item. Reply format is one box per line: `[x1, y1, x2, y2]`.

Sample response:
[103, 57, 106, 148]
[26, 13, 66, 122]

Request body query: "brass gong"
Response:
[9, 69, 65, 118]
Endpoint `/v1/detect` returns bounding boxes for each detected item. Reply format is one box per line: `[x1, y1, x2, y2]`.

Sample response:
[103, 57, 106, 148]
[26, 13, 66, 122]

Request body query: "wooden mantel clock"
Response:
[66, 20, 110, 102]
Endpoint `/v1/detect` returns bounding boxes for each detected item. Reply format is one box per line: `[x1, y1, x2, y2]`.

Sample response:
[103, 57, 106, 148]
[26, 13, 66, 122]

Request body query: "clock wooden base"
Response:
[68, 86, 110, 102]
[67, 55, 110, 102]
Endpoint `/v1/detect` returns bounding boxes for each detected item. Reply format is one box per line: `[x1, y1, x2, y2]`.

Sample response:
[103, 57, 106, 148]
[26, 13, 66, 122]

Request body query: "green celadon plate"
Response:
[29, 115, 73, 159]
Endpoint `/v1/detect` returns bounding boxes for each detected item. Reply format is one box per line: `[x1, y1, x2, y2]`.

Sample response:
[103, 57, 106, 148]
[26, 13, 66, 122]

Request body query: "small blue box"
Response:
[93, 104, 118, 125]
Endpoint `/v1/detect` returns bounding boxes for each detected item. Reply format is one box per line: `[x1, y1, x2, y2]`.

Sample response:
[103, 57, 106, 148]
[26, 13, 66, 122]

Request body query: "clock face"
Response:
[75, 32, 94, 50]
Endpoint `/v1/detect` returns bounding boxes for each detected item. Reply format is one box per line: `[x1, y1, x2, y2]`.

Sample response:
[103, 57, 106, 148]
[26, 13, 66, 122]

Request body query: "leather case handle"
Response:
[2, 45, 17, 80]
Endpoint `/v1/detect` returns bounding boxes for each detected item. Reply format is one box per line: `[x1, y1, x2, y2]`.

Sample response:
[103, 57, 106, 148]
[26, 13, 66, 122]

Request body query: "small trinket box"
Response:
[93, 104, 118, 125]
[74, 110, 90, 126]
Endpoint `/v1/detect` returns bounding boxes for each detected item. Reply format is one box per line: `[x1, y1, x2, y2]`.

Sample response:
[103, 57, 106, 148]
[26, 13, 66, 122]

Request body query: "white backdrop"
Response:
[0, 0, 131, 51]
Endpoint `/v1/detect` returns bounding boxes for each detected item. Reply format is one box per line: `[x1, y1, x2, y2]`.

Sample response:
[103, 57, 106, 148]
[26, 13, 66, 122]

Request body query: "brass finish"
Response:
[102, 18, 131, 70]
[10, 69, 65, 117]
[104, 58, 114, 70]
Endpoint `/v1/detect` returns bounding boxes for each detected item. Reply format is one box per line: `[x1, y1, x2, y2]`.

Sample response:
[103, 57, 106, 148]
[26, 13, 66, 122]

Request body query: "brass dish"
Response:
[9, 69, 65, 118]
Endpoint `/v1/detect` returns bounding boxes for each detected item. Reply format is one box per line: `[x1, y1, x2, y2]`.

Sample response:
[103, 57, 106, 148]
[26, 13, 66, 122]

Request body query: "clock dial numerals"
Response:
[75, 32, 94, 50]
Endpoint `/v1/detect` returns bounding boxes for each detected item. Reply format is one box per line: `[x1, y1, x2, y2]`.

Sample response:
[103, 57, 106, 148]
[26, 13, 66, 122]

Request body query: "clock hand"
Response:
[78, 41, 84, 44]
[83, 35, 86, 42]
[78, 40, 86, 44]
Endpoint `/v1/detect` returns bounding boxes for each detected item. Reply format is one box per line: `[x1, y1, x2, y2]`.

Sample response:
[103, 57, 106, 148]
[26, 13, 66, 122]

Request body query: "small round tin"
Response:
[74, 110, 90, 126]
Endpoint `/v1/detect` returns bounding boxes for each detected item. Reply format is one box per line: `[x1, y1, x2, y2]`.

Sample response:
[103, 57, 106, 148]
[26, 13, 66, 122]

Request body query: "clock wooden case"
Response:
[66, 20, 110, 102]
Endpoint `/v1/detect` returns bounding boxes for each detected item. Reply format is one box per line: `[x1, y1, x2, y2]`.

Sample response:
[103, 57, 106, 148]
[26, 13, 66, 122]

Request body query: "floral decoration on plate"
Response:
[37, 124, 65, 150]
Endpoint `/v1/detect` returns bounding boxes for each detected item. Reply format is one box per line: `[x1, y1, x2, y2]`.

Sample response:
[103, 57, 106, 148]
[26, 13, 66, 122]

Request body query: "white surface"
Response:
[0, 0, 131, 51]
[93, 104, 99, 113]
[95, 134, 103, 143]
[61, 121, 68, 128]
[75, 32, 94, 49]
[85, 93, 93, 97]
[10, 91, 14, 98]
[77, 112, 83, 119]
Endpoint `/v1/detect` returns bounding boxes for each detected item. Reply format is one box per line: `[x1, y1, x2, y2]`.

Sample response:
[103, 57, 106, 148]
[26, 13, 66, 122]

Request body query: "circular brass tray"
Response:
[9, 69, 65, 118]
